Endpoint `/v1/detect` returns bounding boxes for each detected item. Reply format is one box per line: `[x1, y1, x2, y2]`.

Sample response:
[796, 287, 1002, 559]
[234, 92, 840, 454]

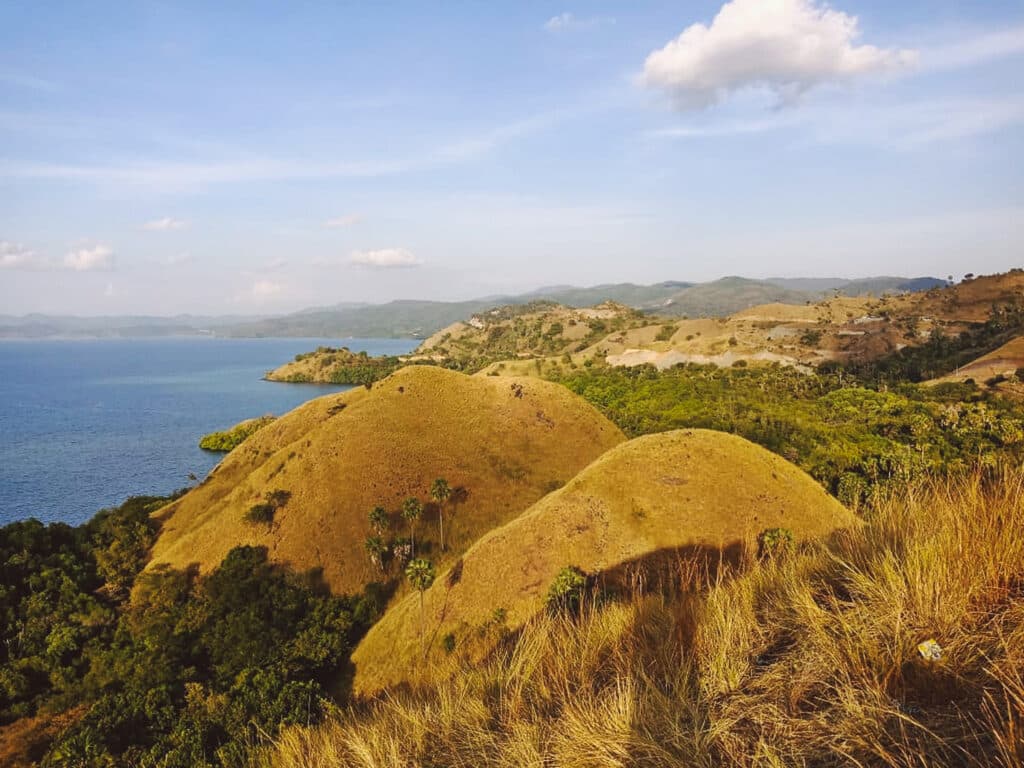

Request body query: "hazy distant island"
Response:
[0, 275, 949, 340]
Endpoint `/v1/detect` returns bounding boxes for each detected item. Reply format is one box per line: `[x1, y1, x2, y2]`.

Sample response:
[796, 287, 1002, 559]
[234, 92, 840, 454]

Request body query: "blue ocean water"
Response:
[0, 337, 418, 526]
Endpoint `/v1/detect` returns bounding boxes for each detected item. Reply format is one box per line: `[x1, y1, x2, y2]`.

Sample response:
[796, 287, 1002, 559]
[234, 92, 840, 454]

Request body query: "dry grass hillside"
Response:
[933, 335, 1024, 384]
[264, 271, 1024, 384]
[268, 467, 1024, 768]
[350, 429, 855, 694]
[477, 273, 1023, 379]
[149, 366, 624, 594]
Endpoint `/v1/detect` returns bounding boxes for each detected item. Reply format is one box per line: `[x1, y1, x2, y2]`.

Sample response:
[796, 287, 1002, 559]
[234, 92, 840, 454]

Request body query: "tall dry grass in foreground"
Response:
[266, 469, 1024, 767]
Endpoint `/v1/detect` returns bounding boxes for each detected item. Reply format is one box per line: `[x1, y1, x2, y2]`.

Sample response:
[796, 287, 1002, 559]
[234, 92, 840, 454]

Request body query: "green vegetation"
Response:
[654, 323, 677, 342]
[757, 526, 793, 557]
[401, 497, 423, 557]
[271, 347, 403, 385]
[430, 478, 451, 552]
[404, 559, 436, 656]
[244, 490, 291, 526]
[558, 363, 1024, 502]
[834, 303, 1024, 384]
[545, 565, 587, 614]
[199, 416, 275, 452]
[426, 302, 647, 373]
[0, 497, 384, 767]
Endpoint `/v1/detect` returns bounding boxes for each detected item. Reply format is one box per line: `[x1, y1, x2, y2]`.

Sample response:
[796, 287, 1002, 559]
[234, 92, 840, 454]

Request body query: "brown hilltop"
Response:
[149, 366, 625, 594]
[350, 428, 857, 694]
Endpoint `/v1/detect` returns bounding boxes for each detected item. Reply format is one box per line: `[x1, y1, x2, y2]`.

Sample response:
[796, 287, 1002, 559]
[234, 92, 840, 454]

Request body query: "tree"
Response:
[364, 536, 386, 572]
[401, 498, 423, 557]
[430, 478, 452, 552]
[405, 558, 436, 657]
[368, 506, 389, 535]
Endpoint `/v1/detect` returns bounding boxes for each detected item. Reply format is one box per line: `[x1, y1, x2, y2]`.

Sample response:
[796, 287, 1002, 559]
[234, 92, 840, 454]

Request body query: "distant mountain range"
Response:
[0, 275, 949, 339]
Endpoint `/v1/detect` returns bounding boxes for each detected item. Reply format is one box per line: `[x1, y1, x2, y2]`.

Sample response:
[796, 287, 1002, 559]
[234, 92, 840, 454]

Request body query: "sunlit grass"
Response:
[265, 467, 1024, 767]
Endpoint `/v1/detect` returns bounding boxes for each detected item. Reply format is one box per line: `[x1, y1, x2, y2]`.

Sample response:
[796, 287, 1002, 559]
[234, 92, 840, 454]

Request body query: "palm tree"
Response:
[430, 478, 452, 552]
[368, 506, 389, 535]
[364, 535, 386, 572]
[401, 497, 423, 557]
[405, 558, 436, 657]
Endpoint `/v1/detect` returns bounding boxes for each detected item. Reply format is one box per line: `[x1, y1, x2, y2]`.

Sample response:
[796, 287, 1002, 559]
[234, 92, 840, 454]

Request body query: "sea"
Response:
[0, 337, 418, 526]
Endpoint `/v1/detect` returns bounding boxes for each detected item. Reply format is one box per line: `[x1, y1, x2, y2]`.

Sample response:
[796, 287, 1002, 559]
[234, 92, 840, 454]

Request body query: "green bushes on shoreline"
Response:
[199, 415, 275, 452]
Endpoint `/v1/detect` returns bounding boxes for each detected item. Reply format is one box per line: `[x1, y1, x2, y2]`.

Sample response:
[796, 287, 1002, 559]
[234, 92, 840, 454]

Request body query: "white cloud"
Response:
[0, 241, 45, 270]
[1, 241, 115, 271]
[349, 248, 421, 269]
[251, 279, 283, 298]
[641, 0, 917, 108]
[143, 217, 187, 231]
[543, 12, 613, 32]
[64, 245, 114, 271]
[324, 213, 364, 228]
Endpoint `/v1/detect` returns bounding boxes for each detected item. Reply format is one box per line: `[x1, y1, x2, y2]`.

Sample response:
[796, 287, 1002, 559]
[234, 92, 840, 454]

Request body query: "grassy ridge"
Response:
[151, 366, 625, 596]
[350, 429, 855, 694]
[266, 467, 1024, 768]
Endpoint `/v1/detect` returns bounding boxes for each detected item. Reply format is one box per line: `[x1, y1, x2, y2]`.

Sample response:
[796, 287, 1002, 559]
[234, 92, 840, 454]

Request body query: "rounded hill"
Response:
[351, 428, 857, 693]
[148, 366, 625, 594]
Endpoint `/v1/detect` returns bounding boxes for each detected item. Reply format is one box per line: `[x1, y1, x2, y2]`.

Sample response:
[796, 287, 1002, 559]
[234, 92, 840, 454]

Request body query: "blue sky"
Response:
[1, 0, 1022, 315]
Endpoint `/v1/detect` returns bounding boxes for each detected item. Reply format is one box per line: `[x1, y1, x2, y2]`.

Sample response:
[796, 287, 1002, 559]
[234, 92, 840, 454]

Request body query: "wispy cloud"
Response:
[0, 241, 43, 270]
[0, 113, 559, 190]
[647, 96, 1024, 148]
[543, 12, 614, 32]
[1, 240, 115, 271]
[919, 25, 1024, 73]
[143, 216, 187, 231]
[641, 0, 917, 109]
[349, 248, 421, 268]
[324, 213, 364, 228]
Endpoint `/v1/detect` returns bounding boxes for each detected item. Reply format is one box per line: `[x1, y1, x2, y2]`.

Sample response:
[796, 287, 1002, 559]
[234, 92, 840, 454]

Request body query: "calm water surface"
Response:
[0, 337, 417, 525]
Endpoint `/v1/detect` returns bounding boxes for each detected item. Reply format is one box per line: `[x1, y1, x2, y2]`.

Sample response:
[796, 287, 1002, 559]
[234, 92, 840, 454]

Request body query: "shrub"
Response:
[655, 324, 677, 342]
[198, 415, 275, 452]
[757, 527, 793, 557]
[545, 566, 587, 613]
[245, 503, 275, 525]
[244, 489, 291, 526]
[800, 329, 823, 346]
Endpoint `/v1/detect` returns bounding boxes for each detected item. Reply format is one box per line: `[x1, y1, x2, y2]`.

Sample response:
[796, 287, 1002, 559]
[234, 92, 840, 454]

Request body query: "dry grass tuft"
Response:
[264, 467, 1024, 767]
